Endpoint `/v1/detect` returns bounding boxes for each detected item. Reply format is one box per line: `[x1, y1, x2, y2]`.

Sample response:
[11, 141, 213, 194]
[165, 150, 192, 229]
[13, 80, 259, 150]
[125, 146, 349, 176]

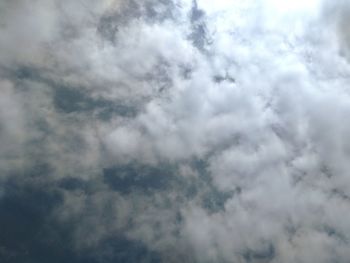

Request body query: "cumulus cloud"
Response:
[1, 0, 350, 262]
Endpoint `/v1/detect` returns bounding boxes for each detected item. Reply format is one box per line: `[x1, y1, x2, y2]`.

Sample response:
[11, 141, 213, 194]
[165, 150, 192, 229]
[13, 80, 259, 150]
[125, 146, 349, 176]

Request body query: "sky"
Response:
[1, 0, 350, 262]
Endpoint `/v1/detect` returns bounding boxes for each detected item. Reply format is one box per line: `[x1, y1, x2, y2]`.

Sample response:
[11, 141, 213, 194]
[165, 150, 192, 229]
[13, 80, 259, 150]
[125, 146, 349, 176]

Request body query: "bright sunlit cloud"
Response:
[267, 0, 322, 14]
[198, 0, 322, 16]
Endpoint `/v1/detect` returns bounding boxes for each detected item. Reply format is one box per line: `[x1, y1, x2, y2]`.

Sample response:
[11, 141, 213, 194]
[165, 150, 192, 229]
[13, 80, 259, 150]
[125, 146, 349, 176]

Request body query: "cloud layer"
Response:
[1, 0, 350, 262]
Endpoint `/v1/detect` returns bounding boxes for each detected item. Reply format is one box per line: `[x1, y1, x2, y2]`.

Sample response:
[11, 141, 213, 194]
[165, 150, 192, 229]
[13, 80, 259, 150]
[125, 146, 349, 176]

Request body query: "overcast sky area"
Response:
[1, 0, 350, 262]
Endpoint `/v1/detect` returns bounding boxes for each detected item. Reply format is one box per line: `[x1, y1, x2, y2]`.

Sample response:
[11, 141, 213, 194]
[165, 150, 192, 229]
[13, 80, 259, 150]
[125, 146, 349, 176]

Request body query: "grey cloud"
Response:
[97, 0, 176, 43]
[322, 0, 350, 60]
[189, 0, 210, 51]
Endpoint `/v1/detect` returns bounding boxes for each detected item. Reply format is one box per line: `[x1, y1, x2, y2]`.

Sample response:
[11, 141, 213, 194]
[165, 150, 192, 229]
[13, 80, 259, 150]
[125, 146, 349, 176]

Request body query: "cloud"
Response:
[1, 0, 350, 262]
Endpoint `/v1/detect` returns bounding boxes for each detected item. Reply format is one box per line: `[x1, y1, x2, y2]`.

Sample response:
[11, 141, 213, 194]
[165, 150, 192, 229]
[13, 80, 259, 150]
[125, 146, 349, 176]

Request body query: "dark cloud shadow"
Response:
[0, 176, 162, 263]
[103, 163, 176, 194]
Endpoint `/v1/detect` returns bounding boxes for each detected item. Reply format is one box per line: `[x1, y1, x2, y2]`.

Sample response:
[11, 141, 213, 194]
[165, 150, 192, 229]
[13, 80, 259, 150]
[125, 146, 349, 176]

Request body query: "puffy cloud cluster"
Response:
[1, 0, 350, 262]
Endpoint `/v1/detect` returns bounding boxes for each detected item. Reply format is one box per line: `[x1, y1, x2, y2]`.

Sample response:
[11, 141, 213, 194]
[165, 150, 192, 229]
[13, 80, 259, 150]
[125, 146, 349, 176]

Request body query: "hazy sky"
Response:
[1, 0, 350, 262]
